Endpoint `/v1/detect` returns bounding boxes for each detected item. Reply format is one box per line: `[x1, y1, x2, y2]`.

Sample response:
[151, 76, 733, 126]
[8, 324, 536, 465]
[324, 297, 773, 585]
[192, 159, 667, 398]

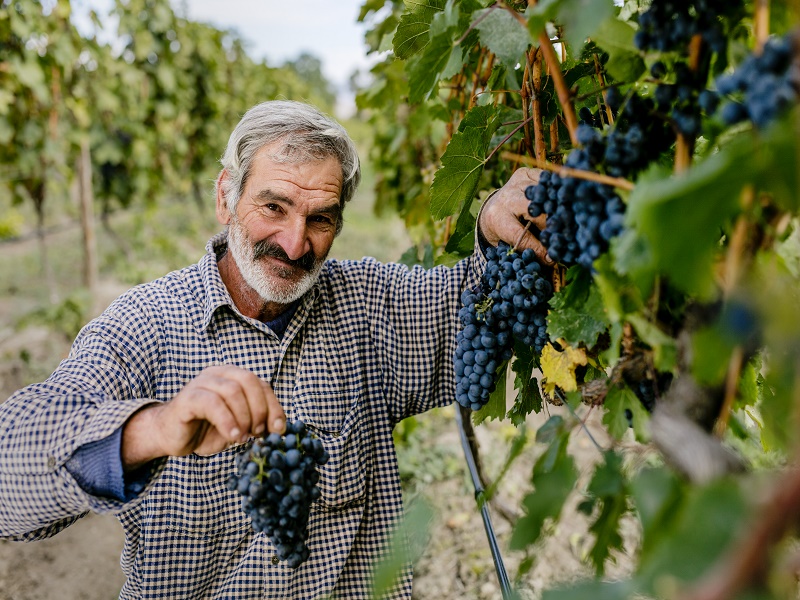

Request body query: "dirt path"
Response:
[0, 514, 125, 600]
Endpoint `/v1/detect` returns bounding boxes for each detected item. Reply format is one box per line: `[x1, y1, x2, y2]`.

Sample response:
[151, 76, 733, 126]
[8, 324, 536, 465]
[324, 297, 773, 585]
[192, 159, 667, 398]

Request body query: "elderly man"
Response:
[0, 100, 545, 599]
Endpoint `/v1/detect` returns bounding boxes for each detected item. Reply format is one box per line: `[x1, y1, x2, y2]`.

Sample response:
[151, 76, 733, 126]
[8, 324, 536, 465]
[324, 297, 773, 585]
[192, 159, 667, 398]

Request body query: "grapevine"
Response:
[359, 0, 800, 597]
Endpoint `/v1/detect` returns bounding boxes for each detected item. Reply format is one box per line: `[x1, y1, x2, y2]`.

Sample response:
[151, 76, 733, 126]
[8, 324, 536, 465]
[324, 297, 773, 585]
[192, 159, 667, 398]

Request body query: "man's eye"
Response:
[310, 216, 333, 225]
[265, 203, 281, 212]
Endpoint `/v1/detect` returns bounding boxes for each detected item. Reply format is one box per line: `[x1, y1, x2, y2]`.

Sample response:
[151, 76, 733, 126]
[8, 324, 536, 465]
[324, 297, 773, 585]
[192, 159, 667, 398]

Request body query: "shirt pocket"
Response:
[293, 390, 368, 511]
[154, 448, 251, 539]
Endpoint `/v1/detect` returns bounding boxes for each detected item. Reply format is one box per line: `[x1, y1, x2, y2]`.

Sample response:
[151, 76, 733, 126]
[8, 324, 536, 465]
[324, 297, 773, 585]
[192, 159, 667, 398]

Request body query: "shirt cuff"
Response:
[65, 427, 151, 502]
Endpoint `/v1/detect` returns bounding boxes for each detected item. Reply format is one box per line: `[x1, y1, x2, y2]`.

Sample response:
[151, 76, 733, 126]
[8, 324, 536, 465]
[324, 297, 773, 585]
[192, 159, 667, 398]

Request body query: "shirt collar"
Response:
[199, 232, 321, 331]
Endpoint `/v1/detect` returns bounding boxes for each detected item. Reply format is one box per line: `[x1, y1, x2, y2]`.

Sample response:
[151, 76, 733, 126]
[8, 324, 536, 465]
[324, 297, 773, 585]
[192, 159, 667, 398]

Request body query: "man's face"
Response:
[217, 143, 343, 305]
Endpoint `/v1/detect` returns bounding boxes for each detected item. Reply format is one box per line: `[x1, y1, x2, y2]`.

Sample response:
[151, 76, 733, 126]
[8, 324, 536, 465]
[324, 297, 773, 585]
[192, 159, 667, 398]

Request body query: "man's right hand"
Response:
[121, 365, 286, 470]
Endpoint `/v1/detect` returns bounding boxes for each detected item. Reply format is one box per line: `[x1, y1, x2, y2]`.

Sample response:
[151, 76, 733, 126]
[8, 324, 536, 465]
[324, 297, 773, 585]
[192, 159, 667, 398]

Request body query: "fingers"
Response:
[260, 380, 286, 435]
[479, 167, 559, 266]
[179, 366, 285, 446]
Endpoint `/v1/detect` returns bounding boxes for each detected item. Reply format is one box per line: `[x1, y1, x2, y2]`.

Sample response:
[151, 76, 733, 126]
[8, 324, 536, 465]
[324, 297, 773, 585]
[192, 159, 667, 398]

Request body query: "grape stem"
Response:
[500, 150, 635, 191]
[485, 117, 534, 163]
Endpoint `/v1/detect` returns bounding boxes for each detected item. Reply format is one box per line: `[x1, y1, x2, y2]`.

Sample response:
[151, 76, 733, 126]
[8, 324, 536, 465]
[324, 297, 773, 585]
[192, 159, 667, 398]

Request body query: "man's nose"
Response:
[276, 220, 311, 261]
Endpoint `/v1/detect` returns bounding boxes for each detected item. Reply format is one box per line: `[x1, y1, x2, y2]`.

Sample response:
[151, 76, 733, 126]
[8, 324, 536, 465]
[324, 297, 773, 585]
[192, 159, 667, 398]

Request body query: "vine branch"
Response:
[500, 1, 579, 144]
[501, 151, 635, 190]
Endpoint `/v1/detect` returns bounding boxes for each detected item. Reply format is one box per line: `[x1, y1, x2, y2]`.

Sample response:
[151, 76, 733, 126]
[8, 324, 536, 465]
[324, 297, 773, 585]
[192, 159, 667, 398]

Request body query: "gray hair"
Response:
[217, 100, 361, 234]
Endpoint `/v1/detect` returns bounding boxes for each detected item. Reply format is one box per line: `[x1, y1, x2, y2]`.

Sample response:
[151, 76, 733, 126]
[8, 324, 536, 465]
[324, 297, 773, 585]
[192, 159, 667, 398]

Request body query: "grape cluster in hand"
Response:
[454, 243, 553, 411]
[716, 34, 798, 129]
[228, 420, 329, 568]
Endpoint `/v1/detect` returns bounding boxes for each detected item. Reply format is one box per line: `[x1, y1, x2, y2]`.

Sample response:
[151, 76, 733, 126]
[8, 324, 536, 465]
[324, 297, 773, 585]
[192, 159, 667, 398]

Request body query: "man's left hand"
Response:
[478, 168, 553, 266]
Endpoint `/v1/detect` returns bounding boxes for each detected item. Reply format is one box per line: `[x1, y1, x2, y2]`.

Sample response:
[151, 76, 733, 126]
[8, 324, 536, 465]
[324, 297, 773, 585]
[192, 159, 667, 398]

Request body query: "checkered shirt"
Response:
[0, 232, 486, 599]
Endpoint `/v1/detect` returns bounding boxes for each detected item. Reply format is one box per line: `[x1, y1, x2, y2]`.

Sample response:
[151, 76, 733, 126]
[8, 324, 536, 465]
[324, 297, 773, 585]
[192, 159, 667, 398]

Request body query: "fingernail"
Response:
[273, 418, 285, 434]
[230, 427, 241, 439]
[254, 423, 265, 435]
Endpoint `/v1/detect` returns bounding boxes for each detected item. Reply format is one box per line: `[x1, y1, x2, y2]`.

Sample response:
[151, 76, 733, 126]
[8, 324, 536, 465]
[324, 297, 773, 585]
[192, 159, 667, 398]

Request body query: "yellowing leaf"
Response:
[541, 343, 587, 394]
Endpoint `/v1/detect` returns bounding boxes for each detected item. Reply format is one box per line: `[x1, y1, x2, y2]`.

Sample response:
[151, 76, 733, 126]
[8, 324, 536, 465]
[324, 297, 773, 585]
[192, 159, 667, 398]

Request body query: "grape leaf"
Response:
[524, 0, 561, 40]
[586, 451, 627, 575]
[635, 479, 748, 596]
[555, 0, 615, 51]
[547, 266, 610, 347]
[540, 342, 587, 394]
[508, 343, 543, 425]
[473, 361, 507, 425]
[392, 0, 446, 59]
[626, 314, 677, 372]
[542, 581, 634, 600]
[510, 429, 577, 550]
[630, 467, 684, 562]
[430, 104, 501, 219]
[474, 7, 531, 69]
[407, 31, 462, 103]
[625, 135, 753, 298]
[590, 17, 646, 81]
[602, 384, 649, 442]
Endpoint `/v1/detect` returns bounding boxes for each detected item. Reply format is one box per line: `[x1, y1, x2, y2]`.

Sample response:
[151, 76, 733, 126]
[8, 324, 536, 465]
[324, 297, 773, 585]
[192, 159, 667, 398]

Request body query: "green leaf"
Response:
[602, 384, 649, 442]
[556, 0, 615, 51]
[625, 136, 753, 298]
[691, 325, 734, 386]
[591, 17, 646, 81]
[510, 431, 577, 550]
[373, 496, 435, 597]
[737, 356, 761, 409]
[393, 0, 446, 59]
[547, 267, 610, 348]
[474, 7, 531, 69]
[407, 31, 459, 103]
[473, 360, 507, 425]
[430, 104, 501, 219]
[630, 467, 684, 561]
[585, 451, 627, 575]
[588, 493, 626, 575]
[635, 478, 748, 595]
[525, 0, 561, 40]
[508, 343, 543, 425]
[444, 194, 479, 255]
[543, 581, 633, 600]
[626, 314, 677, 372]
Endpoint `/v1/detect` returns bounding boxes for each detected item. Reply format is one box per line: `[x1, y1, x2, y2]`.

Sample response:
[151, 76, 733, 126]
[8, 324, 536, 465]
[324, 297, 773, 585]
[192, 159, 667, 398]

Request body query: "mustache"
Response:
[251, 239, 317, 271]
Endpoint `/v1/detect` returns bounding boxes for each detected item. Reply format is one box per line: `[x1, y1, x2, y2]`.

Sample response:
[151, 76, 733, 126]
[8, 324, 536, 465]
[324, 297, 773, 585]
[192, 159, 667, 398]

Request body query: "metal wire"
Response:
[454, 405, 513, 599]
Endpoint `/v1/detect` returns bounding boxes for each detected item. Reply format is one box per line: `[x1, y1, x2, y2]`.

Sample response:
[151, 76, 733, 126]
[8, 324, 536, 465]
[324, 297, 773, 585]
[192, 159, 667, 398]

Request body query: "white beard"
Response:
[226, 217, 324, 305]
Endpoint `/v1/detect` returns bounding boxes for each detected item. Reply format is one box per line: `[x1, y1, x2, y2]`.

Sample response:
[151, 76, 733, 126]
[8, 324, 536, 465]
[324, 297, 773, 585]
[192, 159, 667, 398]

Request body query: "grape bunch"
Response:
[526, 126, 626, 269]
[633, 0, 736, 55]
[527, 87, 677, 269]
[454, 243, 553, 411]
[228, 420, 329, 568]
[651, 61, 719, 138]
[716, 34, 798, 129]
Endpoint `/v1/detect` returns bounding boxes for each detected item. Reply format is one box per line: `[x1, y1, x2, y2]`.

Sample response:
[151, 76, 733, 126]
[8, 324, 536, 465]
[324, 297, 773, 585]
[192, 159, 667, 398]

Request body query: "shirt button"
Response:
[271, 555, 280, 565]
[47, 456, 56, 469]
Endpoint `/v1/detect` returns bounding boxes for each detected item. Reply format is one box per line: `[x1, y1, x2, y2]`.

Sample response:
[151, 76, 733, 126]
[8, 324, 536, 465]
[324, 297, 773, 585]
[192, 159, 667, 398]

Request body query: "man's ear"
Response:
[215, 170, 232, 225]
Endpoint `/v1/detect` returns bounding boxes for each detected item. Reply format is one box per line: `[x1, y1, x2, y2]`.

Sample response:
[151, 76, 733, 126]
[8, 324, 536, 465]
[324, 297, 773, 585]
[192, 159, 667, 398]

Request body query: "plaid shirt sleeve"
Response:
[344, 249, 487, 424]
[0, 293, 167, 540]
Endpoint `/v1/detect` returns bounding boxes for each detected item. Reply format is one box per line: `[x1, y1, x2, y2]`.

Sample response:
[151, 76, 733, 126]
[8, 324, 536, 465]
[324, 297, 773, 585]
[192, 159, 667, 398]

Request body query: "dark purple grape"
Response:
[228, 420, 327, 568]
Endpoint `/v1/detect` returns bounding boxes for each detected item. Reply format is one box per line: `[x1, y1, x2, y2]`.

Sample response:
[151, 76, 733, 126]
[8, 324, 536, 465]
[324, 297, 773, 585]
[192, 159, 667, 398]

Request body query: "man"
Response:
[0, 100, 546, 599]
